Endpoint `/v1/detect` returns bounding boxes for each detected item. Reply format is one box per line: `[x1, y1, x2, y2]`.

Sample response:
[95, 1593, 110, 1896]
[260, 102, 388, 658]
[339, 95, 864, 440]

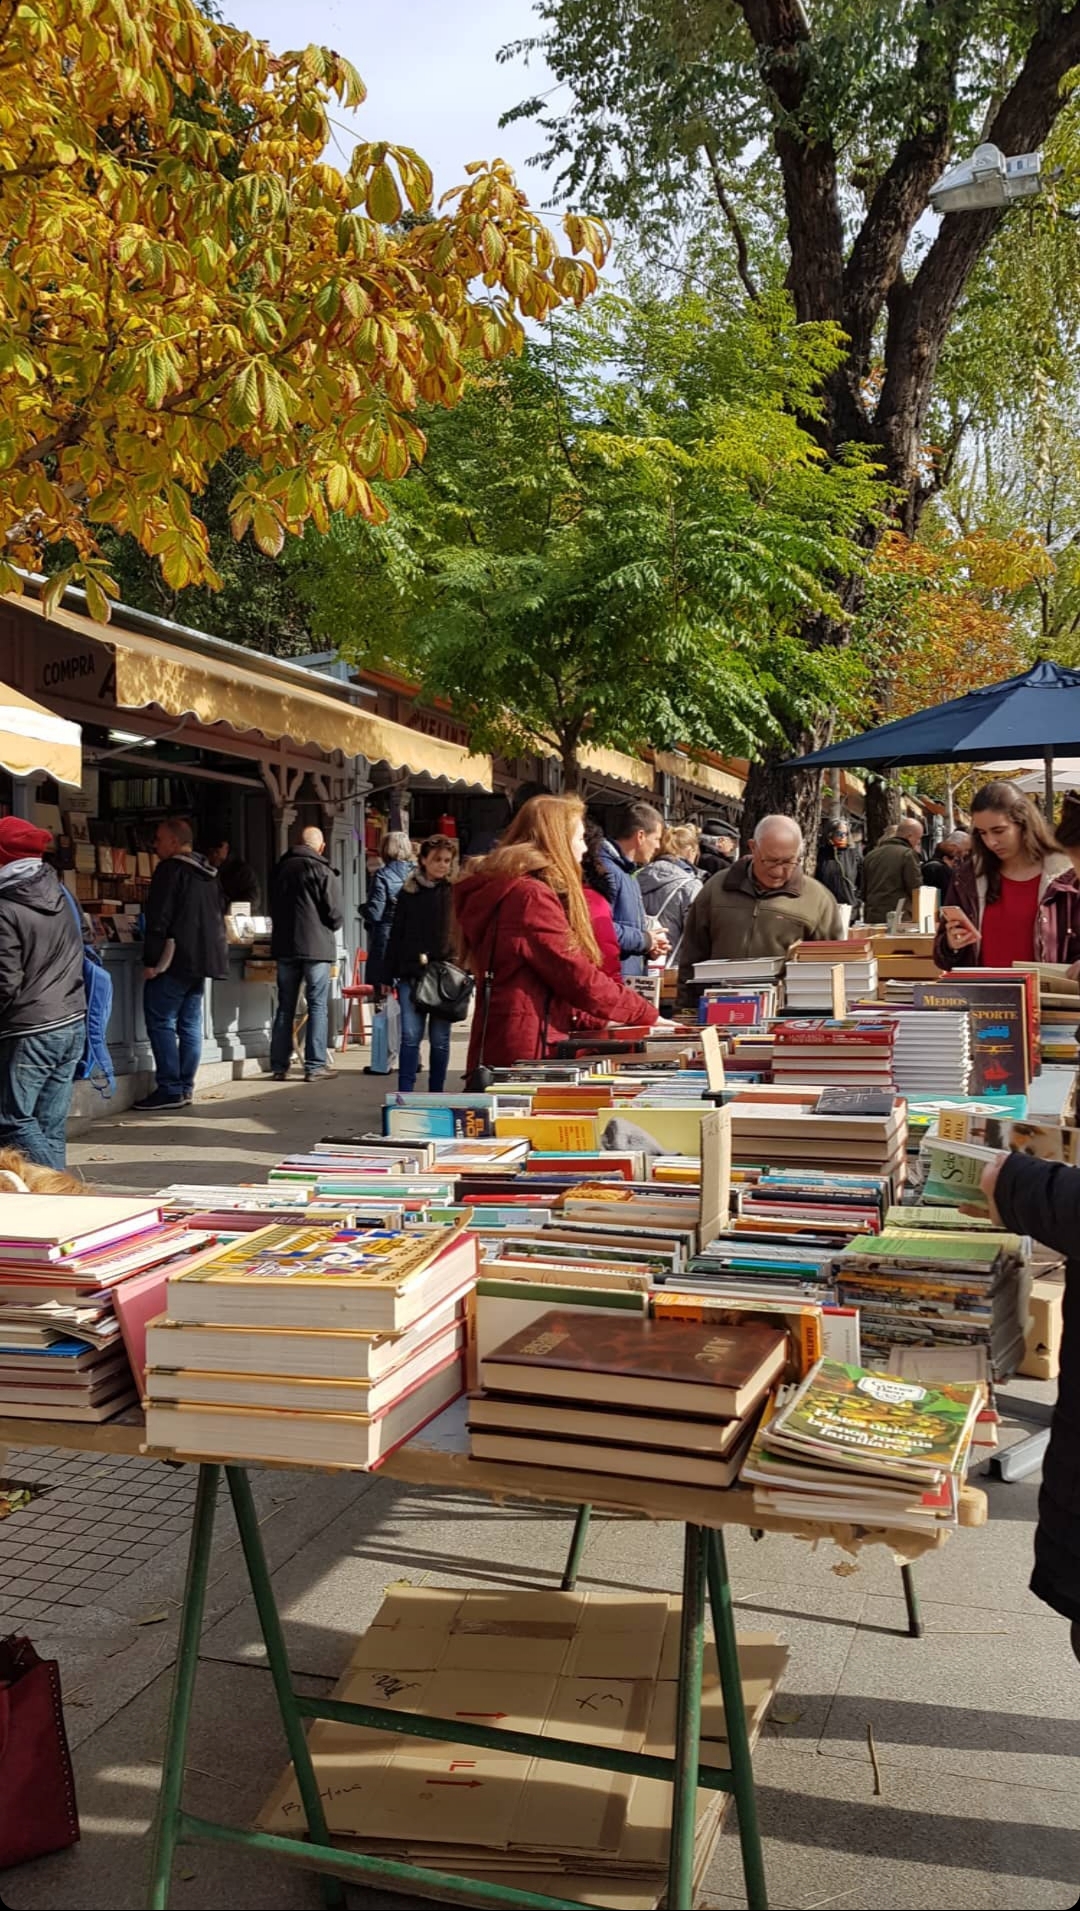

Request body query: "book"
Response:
[164, 1225, 478, 1333]
[467, 1417, 758, 1489]
[763, 1357, 984, 1483]
[468, 1388, 753, 1454]
[147, 1324, 464, 1417]
[146, 1290, 468, 1382]
[814, 1089, 898, 1116]
[914, 980, 1031, 1095]
[0, 1197, 163, 1265]
[145, 1353, 464, 1468]
[922, 1138, 997, 1210]
[480, 1308, 788, 1419]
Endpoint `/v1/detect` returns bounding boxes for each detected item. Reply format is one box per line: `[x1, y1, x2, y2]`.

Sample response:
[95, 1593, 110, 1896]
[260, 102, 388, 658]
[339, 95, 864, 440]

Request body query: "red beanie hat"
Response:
[0, 818, 54, 865]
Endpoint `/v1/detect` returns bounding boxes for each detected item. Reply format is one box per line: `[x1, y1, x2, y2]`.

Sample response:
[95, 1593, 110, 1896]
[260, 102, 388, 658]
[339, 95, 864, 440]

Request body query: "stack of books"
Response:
[855, 1008, 971, 1095]
[144, 1222, 477, 1466]
[698, 984, 780, 1026]
[692, 956, 784, 987]
[727, 1096, 907, 1185]
[467, 1305, 788, 1489]
[745, 1356, 985, 1532]
[832, 1215, 1030, 1375]
[0, 1196, 221, 1419]
[1014, 962, 1080, 1064]
[770, 1019, 897, 1088]
[784, 939, 877, 1010]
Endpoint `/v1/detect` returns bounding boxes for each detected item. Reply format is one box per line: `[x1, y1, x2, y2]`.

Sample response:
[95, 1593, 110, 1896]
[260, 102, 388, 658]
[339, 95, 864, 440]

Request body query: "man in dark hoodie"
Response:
[268, 825, 344, 1081]
[0, 818, 86, 1168]
[134, 816, 228, 1112]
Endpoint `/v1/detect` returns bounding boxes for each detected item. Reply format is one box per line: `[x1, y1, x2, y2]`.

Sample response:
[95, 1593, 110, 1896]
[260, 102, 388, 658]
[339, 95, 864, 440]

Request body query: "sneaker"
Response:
[131, 1089, 185, 1113]
[304, 1067, 336, 1083]
[182, 1090, 194, 1105]
[271, 1071, 289, 1082]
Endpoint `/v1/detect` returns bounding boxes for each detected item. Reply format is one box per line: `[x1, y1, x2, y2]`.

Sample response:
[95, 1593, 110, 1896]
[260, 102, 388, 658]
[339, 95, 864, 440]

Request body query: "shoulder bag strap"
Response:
[473, 900, 504, 1071]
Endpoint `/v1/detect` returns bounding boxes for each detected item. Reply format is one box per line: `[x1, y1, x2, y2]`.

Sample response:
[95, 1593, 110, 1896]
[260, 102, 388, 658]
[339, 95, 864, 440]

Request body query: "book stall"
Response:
[3, 934, 1074, 1908]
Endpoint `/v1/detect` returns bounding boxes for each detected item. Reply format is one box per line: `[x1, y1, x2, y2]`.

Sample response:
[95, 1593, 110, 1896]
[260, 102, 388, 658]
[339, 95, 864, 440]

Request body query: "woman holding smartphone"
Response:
[933, 780, 1080, 970]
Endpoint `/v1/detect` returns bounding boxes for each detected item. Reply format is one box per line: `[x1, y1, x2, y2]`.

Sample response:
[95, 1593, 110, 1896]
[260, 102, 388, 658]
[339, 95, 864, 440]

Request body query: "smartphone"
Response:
[942, 904, 980, 940]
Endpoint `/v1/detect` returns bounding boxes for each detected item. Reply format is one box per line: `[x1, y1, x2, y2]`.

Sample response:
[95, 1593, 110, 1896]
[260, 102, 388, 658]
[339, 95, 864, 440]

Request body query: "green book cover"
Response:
[773, 1359, 981, 1471]
[842, 1228, 1005, 1265]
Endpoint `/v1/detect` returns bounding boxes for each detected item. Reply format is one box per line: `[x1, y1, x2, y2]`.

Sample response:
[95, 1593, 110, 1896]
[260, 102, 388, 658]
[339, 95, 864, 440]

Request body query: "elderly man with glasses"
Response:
[678, 814, 843, 987]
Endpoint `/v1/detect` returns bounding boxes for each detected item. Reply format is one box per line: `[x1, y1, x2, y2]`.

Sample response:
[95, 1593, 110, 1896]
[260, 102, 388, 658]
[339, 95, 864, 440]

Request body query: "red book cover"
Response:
[486, 1308, 786, 1396]
[771, 1020, 897, 1047]
[704, 1000, 761, 1025]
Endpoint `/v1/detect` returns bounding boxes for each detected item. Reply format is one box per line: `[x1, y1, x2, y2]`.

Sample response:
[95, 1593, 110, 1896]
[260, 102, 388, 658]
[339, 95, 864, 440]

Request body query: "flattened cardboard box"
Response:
[259, 1584, 786, 1872]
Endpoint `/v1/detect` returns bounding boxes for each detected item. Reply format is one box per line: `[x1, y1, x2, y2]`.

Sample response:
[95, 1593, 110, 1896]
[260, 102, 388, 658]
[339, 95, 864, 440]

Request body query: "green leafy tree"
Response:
[291, 295, 885, 787]
[500, 0, 1080, 831]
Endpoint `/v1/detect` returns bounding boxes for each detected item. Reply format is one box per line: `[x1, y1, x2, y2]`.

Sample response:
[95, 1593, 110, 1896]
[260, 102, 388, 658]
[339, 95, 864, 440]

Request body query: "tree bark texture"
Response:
[732, 0, 1080, 837]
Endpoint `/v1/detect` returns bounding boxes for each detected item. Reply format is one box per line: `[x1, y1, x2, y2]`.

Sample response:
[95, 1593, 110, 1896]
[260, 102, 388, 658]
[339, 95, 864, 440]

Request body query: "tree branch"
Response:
[877, 1, 1080, 496]
[736, 0, 844, 323]
[841, 4, 966, 389]
[701, 140, 759, 301]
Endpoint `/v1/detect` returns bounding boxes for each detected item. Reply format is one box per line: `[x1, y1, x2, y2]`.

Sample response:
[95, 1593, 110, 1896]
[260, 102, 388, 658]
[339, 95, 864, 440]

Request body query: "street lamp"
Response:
[929, 143, 1042, 214]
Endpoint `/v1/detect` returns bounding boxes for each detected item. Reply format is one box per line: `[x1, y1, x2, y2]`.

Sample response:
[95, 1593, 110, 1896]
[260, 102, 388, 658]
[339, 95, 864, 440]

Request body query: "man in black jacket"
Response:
[134, 816, 229, 1112]
[0, 818, 86, 1168]
[981, 1149, 1080, 1660]
[268, 826, 344, 1081]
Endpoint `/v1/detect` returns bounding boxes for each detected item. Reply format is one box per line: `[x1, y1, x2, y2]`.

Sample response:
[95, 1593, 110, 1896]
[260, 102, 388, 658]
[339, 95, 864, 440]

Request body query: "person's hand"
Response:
[648, 926, 670, 955]
[651, 1016, 679, 1032]
[143, 966, 158, 981]
[942, 905, 980, 952]
[961, 1151, 1008, 1225]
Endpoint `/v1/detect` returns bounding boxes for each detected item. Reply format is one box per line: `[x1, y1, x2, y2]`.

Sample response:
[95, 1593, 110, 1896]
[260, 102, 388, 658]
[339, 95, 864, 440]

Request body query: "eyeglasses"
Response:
[756, 854, 801, 872]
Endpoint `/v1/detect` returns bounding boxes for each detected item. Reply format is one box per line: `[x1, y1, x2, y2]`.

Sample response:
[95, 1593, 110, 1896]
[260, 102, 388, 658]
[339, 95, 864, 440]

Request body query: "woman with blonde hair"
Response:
[934, 779, 1080, 969]
[637, 823, 702, 968]
[454, 796, 666, 1075]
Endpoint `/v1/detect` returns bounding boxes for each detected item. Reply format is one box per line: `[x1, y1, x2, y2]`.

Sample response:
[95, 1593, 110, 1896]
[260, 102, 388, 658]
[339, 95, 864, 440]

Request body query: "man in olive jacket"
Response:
[678, 815, 842, 985]
[861, 817, 924, 924]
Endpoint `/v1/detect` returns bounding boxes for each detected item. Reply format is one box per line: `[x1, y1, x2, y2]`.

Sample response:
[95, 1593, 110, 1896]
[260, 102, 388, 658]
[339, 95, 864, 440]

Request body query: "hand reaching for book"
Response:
[963, 1152, 1008, 1225]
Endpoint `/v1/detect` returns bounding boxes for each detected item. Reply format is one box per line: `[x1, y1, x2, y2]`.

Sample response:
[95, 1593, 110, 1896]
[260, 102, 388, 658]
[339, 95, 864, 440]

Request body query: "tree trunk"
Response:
[562, 744, 581, 793]
[864, 775, 901, 849]
[741, 745, 825, 854]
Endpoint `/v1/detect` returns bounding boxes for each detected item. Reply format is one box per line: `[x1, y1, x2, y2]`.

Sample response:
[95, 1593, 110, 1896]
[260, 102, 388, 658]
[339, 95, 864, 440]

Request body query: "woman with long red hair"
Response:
[454, 795, 667, 1074]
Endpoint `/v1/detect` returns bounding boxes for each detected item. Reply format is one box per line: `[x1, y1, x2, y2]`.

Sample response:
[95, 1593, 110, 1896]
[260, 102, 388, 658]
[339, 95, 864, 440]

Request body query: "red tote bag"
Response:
[0, 1635, 80, 1869]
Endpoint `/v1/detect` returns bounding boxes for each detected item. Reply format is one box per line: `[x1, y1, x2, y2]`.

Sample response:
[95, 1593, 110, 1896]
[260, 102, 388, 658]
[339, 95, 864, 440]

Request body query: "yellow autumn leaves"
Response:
[0, 0, 608, 612]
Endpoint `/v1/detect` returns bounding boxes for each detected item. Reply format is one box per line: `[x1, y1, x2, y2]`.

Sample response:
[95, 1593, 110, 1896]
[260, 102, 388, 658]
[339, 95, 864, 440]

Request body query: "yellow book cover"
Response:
[494, 1115, 600, 1150]
[168, 1223, 461, 1291]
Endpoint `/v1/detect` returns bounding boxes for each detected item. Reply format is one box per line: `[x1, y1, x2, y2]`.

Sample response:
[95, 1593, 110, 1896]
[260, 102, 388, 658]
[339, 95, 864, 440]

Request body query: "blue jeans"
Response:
[144, 973, 204, 1100]
[397, 980, 451, 1094]
[271, 959, 330, 1074]
[0, 1021, 85, 1169]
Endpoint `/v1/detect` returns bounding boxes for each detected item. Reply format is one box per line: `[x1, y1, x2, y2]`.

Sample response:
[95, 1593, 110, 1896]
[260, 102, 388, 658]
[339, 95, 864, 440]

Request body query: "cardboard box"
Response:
[1020, 1273, 1064, 1381]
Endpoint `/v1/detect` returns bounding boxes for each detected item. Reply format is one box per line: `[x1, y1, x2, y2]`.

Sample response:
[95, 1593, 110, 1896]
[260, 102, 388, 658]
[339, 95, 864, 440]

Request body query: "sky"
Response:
[223, 0, 564, 209]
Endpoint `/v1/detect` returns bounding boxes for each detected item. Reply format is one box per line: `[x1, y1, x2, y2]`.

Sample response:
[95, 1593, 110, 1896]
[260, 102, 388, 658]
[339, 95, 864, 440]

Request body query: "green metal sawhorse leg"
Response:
[565, 1503, 926, 1638]
[146, 1470, 768, 1910]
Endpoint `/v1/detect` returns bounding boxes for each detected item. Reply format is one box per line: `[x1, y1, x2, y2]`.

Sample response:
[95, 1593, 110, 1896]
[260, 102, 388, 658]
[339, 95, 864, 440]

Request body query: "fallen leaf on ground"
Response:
[768, 1699, 804, 1725]
[134, 1609, 170, 1626]
[832, 1562, 860, 1577]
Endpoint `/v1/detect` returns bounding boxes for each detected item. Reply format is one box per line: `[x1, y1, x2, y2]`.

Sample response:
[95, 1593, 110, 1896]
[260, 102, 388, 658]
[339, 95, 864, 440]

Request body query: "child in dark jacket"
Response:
[384, 836, 456, 1093]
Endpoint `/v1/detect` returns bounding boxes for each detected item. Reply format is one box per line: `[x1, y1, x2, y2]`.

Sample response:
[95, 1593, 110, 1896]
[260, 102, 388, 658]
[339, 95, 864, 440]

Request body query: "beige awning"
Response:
[0, 678, 81, 787]
[579, 743, 654, 791]
[11, 596, 492, 789]
[654, 751, 745, 801]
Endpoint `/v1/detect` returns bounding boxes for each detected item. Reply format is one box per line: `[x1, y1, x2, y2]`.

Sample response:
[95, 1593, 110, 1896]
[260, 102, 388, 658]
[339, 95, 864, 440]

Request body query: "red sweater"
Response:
[455, 869, 657, 1072]
[585, 886, 623, 979]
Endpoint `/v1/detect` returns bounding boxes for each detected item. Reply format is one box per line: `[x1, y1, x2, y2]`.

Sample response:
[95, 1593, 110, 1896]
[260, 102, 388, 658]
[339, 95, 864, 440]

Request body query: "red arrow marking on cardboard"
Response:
[455, 1710, 507, 1719]
[428, 1778, 483, 1787]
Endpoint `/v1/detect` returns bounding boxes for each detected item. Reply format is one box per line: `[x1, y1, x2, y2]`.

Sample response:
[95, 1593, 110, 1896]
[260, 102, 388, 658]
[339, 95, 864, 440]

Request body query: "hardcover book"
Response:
[481, 1308, 787, 1419]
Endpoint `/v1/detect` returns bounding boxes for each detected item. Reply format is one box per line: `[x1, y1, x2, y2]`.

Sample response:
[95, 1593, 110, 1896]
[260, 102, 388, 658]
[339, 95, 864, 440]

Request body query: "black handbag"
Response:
[465, 903, 503, 1089]
[412, 958, 475, 1023]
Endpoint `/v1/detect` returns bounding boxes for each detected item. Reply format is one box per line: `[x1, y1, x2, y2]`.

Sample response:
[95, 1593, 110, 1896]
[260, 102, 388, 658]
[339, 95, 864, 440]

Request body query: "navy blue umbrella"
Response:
[786, 661, 1080, 813]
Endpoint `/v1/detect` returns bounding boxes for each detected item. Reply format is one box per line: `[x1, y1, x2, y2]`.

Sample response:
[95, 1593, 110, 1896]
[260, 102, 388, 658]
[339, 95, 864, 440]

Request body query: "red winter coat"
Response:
[454, 864, 658, 1073]
[585, 885, 622, 979]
